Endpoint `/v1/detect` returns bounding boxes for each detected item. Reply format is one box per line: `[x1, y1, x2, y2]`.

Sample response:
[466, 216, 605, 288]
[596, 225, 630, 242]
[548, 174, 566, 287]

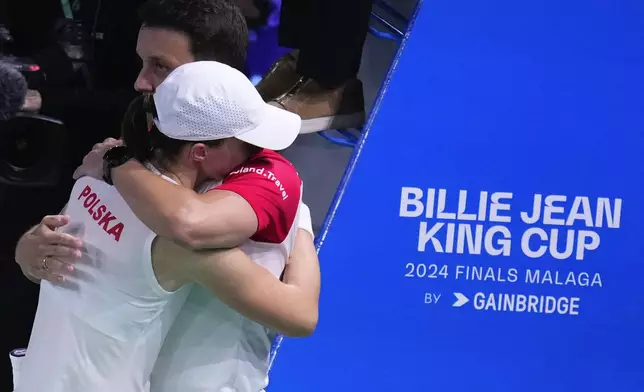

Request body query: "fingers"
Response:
[104, 137, 121, 145]
[73, 148, 107, 181]
[34, 216, 83, 263]
[42, 271, 66, 284]
[38, 243, 82, 263]
[38, 215, 83, 249]
[44, 257, 74, 275]
[41, 214, 70, 229]
[41, 230, 83, 250]
[27, 261, 69, 284]
[15, 215, 83, 284]
[74, 138, 122, 181]
[92, 138, 121, 151]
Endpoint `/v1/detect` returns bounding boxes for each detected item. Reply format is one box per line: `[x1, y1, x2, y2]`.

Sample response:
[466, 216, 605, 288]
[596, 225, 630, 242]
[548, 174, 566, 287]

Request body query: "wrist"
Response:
[103, 146, 133, 185]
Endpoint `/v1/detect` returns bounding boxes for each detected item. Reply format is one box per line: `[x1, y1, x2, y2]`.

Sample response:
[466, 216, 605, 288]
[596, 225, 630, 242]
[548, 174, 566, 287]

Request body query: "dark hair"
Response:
[137, 0, 248, 71]
[120, 95, 153, 163]
[120, 95, 222, 168]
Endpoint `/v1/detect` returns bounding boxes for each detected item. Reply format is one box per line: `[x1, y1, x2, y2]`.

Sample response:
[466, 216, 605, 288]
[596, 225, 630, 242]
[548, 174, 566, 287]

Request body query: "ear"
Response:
[189, 143, 208, 162]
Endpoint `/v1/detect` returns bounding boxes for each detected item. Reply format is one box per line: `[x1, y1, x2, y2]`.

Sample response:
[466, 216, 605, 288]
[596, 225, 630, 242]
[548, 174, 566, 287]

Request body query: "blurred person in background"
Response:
[254, 0, 373, 133]
[9, 0, 144, 160]
[1, 0, 143, 388]
[0, 0, 145, 248]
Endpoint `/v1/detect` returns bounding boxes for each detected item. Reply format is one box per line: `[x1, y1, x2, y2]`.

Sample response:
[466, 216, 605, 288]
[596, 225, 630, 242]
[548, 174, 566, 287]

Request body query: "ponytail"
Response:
[120, 95, 155, 163]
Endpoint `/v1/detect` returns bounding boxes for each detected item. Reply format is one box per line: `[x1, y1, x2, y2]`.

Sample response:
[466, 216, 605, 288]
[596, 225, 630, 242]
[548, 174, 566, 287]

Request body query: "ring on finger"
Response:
[41, 257, 50, 271]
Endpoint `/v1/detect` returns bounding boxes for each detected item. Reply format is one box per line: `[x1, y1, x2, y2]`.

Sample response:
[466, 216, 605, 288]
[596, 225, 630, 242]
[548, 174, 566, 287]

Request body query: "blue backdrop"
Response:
[269, 0, 644, 390]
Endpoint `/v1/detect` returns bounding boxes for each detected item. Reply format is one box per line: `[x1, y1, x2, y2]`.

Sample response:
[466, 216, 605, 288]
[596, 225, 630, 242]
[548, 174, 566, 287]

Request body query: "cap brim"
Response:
[235, 103, 301, 150]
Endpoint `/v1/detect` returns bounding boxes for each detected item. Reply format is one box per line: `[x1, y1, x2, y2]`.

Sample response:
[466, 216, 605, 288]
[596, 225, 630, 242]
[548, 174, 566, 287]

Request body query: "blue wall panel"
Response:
[270, 1, 644, 390]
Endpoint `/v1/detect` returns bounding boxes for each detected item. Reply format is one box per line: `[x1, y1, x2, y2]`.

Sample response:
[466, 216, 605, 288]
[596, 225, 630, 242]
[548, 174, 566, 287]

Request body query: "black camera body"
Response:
[0, 25, 66, 188]
[0, 113, 65, 187]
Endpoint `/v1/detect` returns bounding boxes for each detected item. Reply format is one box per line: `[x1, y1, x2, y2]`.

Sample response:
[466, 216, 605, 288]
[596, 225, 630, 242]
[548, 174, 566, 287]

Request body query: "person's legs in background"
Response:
[232, 0, 273, 29]
[256, 0, 372, 133]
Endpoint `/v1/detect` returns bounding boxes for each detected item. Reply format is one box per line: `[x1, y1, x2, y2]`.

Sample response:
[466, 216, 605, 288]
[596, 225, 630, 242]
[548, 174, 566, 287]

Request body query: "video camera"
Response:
[0, 24, 66, 188]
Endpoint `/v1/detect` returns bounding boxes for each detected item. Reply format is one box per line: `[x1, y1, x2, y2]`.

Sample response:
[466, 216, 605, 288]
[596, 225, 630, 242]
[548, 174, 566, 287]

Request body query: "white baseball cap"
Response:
[152, 61, 301, 151]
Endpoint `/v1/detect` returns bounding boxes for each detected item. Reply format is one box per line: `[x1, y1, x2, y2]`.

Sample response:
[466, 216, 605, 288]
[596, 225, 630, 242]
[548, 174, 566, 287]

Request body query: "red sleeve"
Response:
[213, 150, 301, 243]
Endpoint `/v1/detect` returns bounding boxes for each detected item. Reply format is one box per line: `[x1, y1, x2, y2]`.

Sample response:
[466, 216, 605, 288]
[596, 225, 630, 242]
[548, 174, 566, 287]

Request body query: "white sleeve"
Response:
[297, 202, 314, 238]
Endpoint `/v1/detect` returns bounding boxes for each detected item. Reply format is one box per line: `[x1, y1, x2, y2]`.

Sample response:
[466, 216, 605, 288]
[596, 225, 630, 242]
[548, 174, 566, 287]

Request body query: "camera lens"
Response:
[3, 128, 43, 170]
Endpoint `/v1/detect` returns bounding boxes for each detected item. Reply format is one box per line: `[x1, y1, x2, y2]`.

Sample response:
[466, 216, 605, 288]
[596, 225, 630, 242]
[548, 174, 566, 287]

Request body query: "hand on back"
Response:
[73, 137, 122, 180]
[18, 138, 120, 283]
[15, 215, 84, 283]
